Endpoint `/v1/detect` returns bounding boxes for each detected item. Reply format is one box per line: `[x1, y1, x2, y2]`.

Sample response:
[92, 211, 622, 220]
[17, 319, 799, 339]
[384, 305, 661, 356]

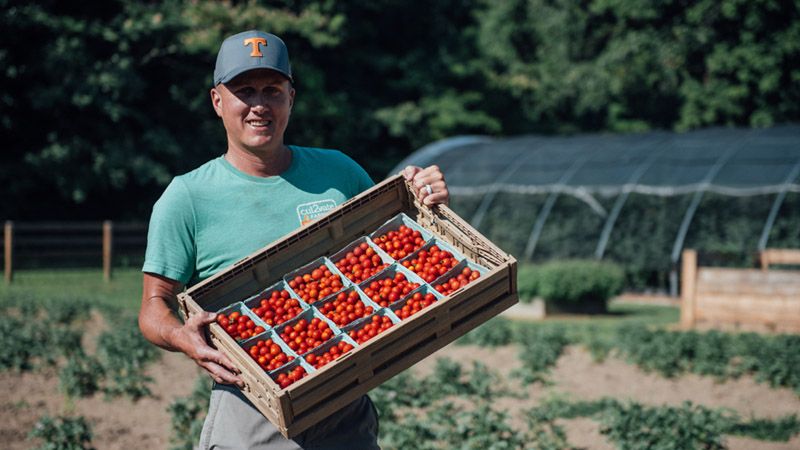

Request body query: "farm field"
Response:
[1, 270, 799, 449]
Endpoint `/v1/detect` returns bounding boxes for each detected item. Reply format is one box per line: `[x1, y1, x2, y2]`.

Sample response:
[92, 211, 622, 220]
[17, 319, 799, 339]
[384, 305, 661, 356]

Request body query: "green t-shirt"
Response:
[143, 146, 374, 286]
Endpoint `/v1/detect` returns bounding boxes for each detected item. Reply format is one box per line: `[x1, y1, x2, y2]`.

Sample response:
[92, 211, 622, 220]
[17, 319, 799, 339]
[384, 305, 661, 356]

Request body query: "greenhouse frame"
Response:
[391, 125, 800, 294]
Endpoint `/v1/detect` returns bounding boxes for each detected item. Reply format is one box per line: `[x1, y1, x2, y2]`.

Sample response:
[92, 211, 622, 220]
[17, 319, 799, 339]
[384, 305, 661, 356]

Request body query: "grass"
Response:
[0, 268, 142, 311]
[521, 301, 680, 342]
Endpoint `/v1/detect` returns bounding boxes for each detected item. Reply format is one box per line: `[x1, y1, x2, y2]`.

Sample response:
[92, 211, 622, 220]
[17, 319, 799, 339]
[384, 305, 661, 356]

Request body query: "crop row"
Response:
[457, 317, 800, 393]
[0, 298, 161, 400]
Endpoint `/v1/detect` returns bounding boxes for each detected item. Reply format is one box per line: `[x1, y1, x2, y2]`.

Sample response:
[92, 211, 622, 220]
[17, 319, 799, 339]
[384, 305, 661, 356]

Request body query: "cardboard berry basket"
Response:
[177, 174, 518, 438]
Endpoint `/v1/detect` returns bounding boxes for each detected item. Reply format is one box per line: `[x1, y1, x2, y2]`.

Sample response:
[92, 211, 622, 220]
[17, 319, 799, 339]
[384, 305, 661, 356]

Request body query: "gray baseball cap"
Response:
[213, 30, 293, 85]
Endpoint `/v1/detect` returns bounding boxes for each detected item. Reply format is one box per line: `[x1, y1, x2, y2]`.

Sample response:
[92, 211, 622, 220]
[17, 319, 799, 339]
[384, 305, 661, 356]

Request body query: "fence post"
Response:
[4, 221, 12, 284]
[103, 220, 112, 282]
[680, 249, 697, 329]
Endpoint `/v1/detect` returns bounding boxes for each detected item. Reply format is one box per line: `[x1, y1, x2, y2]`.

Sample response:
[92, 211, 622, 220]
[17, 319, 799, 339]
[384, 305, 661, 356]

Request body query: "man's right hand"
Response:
[139, 272, 243, 387]
[170, 310, 243, 386]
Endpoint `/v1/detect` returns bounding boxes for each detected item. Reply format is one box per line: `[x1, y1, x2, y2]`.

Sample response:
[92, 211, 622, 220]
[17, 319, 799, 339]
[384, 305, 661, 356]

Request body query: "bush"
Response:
[536, 260, 624, 311]
[516, 264, 539, 302]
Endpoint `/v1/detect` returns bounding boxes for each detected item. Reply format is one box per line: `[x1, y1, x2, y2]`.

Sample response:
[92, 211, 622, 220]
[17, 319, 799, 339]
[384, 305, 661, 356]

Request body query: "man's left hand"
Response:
[402, 165, 449, 206]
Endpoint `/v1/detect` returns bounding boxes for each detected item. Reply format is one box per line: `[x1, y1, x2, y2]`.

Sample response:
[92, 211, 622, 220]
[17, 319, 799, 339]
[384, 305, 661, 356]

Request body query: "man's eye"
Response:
[236, 87, 255, 96]
[265, 87, 280, 95]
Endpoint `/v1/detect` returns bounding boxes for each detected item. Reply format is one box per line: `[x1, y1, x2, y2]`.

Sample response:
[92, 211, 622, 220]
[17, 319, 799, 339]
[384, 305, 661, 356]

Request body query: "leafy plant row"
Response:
[458, 318, 800, 393]
[369, 357, 800, 449]
[0, 297, 161, 400]
[527, 397, 800, 449]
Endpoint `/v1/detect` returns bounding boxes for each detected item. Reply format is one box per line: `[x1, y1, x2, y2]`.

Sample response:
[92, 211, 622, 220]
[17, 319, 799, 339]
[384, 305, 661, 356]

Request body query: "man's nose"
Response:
[249, 94, 269, 110]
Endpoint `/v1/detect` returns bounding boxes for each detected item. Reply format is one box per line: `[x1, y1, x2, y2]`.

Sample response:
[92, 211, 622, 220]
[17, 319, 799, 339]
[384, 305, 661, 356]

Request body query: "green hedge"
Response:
[524, 260, 625, 310]
[517, 264, 540, 302]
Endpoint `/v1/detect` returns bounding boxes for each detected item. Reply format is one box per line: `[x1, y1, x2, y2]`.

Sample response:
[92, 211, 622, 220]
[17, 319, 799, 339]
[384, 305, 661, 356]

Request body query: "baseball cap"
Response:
[213, 30, 293, 86]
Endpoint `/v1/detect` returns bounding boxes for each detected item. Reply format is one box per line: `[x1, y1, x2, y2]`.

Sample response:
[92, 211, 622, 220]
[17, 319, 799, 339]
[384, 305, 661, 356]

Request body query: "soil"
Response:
[4, 330, 799, 449]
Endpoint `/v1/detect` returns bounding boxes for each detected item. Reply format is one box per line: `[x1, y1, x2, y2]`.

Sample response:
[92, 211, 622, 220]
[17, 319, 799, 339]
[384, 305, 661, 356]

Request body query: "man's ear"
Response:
[210, 87, 223, 118]
[289, 87, 295, 110]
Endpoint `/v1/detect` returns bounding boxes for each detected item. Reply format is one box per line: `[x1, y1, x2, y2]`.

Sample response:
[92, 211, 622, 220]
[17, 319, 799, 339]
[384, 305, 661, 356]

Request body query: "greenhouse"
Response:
[392, 125, 800, 293]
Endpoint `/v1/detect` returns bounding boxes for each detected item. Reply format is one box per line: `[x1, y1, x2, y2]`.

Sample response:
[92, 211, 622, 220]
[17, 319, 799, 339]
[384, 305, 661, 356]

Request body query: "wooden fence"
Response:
[3, 220, 147, 283]
[681, 249, 800, 332]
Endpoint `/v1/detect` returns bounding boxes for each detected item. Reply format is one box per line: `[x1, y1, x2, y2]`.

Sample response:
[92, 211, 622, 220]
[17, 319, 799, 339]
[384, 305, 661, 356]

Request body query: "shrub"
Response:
[516, 264, 539, 302]
[536, 259, 624, 311]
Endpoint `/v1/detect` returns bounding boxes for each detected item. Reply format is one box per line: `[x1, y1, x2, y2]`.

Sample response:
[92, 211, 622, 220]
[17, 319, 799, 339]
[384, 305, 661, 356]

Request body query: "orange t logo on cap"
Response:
[243, 37, 267, 57]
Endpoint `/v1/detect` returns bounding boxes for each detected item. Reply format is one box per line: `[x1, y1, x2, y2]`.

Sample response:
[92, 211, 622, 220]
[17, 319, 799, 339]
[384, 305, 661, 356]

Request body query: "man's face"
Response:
[210, 69, 295, 153]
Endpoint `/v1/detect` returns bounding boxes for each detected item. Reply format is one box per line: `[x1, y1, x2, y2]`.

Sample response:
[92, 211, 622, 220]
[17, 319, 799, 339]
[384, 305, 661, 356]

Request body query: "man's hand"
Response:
[402, 165, 449, 206]
[170, 311, 243, 386]
[139, 273, 243, 387]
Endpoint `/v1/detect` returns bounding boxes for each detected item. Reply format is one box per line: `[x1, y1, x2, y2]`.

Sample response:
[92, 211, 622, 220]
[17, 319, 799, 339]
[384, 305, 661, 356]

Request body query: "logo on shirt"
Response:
[297, 199, 338, 226]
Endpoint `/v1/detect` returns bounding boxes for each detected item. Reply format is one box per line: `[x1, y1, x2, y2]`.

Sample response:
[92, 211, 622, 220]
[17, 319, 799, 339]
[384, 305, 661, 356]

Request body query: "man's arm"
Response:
[139, 272, 242, 386]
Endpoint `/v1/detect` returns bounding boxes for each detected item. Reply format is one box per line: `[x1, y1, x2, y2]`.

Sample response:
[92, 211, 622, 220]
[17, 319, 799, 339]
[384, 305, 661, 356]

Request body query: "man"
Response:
[138, 30, 449, 449]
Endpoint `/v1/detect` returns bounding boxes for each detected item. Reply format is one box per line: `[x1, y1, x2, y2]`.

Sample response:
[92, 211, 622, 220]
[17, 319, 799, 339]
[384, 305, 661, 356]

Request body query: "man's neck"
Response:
[224, 145, 292, 178]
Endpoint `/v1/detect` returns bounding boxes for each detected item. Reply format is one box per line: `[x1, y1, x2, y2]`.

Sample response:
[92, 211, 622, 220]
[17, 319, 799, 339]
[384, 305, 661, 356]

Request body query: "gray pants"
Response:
[198, 384, 380, 450]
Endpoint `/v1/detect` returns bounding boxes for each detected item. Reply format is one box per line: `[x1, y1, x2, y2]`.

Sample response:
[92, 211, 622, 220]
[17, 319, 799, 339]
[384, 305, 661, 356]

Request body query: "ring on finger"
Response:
[424, 184, 433, 196]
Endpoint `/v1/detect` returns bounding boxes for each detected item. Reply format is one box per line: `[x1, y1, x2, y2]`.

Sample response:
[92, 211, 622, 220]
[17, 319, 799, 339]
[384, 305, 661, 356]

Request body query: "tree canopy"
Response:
[2, 0, 798, 219]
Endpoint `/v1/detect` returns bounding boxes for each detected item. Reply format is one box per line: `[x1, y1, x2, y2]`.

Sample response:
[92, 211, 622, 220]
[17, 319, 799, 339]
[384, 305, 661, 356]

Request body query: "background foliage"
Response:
[2, 0, 798, 220]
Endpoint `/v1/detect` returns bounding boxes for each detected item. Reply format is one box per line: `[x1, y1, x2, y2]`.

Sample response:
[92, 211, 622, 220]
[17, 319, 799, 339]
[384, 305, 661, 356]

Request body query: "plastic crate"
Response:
[178, 175, 517, 438]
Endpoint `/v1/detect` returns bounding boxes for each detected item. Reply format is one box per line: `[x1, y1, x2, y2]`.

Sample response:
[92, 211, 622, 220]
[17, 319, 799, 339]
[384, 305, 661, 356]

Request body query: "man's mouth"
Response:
[247, 119, 272, 128]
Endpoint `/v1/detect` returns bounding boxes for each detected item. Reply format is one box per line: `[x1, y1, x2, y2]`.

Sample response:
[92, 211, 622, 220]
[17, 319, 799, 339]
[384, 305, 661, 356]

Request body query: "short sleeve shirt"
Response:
[143, 146, 374, 286]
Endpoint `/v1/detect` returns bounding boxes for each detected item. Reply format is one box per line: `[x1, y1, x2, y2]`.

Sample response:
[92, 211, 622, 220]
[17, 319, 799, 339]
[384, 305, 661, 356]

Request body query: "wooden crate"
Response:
[177, 175, 518, 438]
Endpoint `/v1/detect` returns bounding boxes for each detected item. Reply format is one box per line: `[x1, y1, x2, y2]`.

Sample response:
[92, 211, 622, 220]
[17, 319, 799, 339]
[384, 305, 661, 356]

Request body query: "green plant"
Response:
[599, 401, 729, 450]
[59, 353, 104, 398]
[516, 264, 539, 302]
[728, 415, 800, 442]
[513, 325, 571, 384]
[456, 316, 515, 347]
[614, 324, 800, 392]
[536, 260, 624, 309]
[168, 376, 212, 450]
[0, 315, 83, 372]
[29, 415, 94, 450]
[45, 299, 92, 325]
[96, 319, 160, 399]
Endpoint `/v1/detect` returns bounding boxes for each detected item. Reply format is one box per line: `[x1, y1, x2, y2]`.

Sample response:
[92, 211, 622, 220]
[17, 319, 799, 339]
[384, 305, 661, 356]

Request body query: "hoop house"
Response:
[391, 125, 800, 293]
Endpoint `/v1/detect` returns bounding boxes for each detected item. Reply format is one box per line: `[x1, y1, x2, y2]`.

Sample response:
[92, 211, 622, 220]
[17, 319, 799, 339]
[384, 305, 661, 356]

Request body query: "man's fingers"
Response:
[401, 165, 421, 180]
[414, 179, 447, 204]
[201, 360, 243, 387]
[423, 189, 449, 206]
[185, 311, 217, 330]
[196, 346, 240, 374]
